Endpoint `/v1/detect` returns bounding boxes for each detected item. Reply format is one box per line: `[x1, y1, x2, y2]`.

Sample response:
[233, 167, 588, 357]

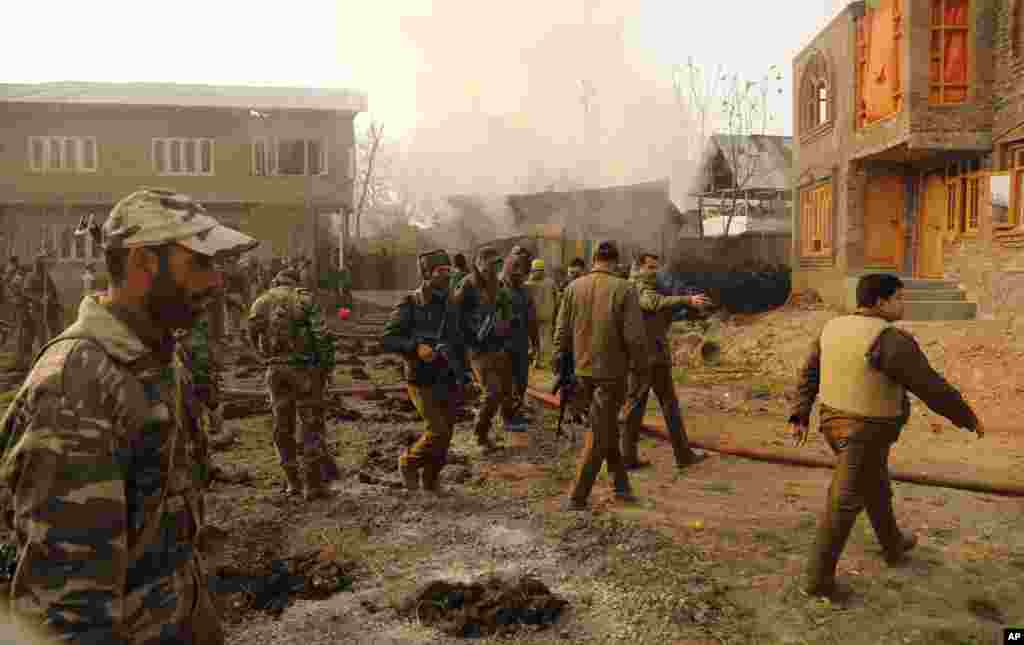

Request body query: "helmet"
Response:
[530, 259, 545, 272]
[102, 188, 258, 257]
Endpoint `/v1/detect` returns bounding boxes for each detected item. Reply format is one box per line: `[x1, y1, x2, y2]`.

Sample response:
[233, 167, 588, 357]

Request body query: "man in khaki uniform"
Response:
[0, 188, 258, 643]
[789, 273, 984, 597]
[454, 246, 519, 452]
[249, 269, 338, 501]
[382, 250, 468, 493]
[524, 258, 557, 369]
[621, 252, 711, 470]
[553, 240, 648, 510]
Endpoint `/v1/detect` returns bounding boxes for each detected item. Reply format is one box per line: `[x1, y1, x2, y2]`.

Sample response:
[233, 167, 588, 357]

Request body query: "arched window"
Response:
[800, 50, 832, 137]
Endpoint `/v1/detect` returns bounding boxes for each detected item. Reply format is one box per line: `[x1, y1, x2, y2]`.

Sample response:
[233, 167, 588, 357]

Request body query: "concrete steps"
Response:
[843, 276, 976, 321]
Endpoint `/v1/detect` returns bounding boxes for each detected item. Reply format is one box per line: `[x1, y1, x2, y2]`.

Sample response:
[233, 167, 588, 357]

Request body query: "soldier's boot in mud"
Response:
[675, 450, 708, 470]
[303, 466, 334, 501]
[320, 455, 342, 483]
[398, 454, 420, 491]
[420, 464, 447, 496]
[884, 532, 918, 566]
[282, 465, 303, 496]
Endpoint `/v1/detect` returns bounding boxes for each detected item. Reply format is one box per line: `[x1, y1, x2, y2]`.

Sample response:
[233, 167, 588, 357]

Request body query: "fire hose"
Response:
[525, 388, 1024, 498]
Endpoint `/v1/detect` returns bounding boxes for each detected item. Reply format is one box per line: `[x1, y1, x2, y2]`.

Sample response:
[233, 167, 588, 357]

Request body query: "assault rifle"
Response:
[551, 351, 577, 444]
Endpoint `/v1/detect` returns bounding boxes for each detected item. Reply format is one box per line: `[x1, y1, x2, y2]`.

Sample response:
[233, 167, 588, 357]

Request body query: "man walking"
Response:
[789, 273, 984, 597]
[524, 258, 557, 369]
[249, 268, 338, 501]
[500, 252, 539, 434]
[382, 249, 467, 493]
[0, 188, 258, 643]
[454, 246, 519, 452]
[621, 252, 711, 470]
[553, 240, 648, 510]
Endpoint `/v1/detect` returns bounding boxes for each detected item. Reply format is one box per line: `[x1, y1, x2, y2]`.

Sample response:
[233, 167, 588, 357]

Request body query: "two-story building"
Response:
[792, 0, 1024, 320]
[0, 81, 366, 298]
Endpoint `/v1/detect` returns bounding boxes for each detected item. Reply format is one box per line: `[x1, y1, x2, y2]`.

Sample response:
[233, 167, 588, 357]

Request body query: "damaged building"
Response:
[0, 81, 366, 299]
[792, 0, 1024, 320]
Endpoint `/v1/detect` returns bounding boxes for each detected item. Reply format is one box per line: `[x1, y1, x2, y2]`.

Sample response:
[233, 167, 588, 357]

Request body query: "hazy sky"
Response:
[3, 0, 847, 209]
[2, 0, 845, 136]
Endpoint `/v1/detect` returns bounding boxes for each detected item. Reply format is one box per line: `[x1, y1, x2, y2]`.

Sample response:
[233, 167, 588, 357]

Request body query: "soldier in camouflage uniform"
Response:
[248, 268, 338, 501]
[0, 187, 258, 644]
[453, 246, 520, 452]
[19, 253, 63, 355]
[524, 258, 557, 369]
[382, 250, 468, 493]
[223, 256, 249, 338]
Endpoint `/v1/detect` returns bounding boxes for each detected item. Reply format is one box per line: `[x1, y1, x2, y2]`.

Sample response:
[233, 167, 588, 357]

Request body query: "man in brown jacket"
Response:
[621, 252, 711, 470]
[554, 240, 648, 510]
[789, 273, 984, 597]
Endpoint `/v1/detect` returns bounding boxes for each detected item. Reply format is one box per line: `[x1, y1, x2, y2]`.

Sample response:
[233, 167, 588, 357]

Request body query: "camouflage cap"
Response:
[103, 188, 259, 257]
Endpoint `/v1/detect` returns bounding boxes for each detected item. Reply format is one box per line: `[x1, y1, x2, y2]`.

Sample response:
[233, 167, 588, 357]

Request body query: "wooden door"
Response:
[917, 172, 946, 278]
[864, 174, 906, 269]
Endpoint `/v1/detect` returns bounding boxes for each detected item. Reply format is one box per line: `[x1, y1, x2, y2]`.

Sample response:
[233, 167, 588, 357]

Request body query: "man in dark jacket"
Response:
[553, 240, 648, 510]
[500, 252, 540, 434]
[453, 246, 519, 452]
[789, 273, 984, 597]
[382, 249, 467, 493]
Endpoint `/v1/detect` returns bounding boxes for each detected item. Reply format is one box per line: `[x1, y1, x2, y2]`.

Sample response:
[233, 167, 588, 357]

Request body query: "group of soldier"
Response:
[0, 186, 990, 643]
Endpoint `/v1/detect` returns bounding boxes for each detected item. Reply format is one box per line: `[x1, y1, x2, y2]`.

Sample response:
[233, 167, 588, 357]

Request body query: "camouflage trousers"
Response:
[805, 420, 904, 590]
[267, 366, 332, 479]
[621, 363, 697, 467]
[400, 381, 460, 486]
[568, 376, 632, 505]
[469, 351, 519, 442]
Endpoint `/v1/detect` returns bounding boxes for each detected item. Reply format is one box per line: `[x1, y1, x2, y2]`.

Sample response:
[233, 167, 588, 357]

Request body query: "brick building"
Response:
[0, 81, 366, 300]
[791, 0, 1024, 320]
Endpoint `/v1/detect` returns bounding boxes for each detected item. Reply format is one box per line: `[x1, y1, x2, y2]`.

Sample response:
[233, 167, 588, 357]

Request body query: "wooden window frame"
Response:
[799, 179, 834, 259]
[855, 0, 904, 130]
[799, 51, 833, 141]
[1009, 146, 1024, 230]
[27, 136, 97, 173]
[251, 138, 327, 177]
[152, 138, 215, 176]
[944, 159, 982, 237]
[929, 0, 970, 105]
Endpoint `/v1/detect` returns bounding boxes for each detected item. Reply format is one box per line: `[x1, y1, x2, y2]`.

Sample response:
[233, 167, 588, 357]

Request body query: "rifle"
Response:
[551, 351, 577, 444]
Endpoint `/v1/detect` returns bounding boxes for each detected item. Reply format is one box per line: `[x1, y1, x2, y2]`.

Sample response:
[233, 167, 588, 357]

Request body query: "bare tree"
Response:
[674, 61, 782, 239]
[353, 121, 386, 240]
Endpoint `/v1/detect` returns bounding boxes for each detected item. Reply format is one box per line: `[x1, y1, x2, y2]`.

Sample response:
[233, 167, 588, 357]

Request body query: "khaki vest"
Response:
[819, 315, 904, 418]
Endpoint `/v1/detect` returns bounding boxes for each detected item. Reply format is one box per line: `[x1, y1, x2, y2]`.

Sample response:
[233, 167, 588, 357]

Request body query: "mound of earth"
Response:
[400, 575, 567, 638]
[209, 552, 357, 618]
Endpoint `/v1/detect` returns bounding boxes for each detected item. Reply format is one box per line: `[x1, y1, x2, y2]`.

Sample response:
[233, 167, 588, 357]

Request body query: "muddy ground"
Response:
[1, 299, 1023, 644]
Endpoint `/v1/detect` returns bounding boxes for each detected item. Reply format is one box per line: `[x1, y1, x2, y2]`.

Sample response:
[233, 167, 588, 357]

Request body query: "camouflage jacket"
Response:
[0, 295, 215, 643]
[553, 269, 649, 380]
[453, 272, 511, 355]
[248, 285, 336, 371]
[500, 281, 538, 353]
[176, 308, 222, 409]
[380, 285, 466, 386]
[630, 268, 690, 366]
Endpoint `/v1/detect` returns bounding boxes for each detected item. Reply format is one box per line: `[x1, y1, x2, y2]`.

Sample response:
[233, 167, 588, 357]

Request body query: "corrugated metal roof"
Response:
[0, 81, 367, 113]
[709, 134, 793, 192]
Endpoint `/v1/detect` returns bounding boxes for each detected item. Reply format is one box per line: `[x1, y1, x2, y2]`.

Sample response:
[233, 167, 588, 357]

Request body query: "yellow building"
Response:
[0, 81, 366, 298]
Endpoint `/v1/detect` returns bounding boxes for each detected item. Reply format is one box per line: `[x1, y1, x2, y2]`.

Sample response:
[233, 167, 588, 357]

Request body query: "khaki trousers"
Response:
[805, 420, 904, 589]
[401, 382, 459, 485]
[469, 351, 518, 441]
[568, 376, 632, 504]
[621, 363, 696, 466]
